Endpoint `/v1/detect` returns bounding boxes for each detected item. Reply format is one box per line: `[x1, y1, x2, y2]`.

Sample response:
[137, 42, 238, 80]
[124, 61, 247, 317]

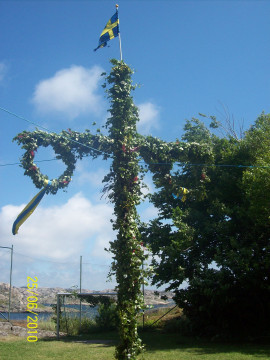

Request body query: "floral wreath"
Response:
[13, 130, 76, 195]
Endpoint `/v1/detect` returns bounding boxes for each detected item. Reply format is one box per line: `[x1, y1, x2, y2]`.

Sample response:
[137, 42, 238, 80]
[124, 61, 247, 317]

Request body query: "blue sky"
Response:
[0, 0, 269, 291]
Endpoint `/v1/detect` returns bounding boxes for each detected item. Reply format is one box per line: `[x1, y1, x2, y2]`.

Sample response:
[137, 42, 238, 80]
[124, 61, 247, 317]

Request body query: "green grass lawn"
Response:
[1, 332, 270, 360]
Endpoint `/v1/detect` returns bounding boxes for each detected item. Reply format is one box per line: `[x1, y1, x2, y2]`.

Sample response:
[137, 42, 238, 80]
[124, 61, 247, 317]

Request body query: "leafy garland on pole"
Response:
[13, 128, 113, 194]
[13, 59, 211, 359]
[102, 59, 147, 359]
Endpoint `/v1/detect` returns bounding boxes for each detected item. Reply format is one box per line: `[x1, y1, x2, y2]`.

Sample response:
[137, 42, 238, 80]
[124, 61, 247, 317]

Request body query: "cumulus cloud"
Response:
[0, 193, 114, 261]
[0, 193, 118, 288]
[0, 192, 159, 289]
[137, 102, 160, 134]
[32, 65, 104, 119]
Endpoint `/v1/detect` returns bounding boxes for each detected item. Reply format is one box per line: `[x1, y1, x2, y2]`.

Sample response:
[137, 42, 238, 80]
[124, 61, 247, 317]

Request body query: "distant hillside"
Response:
[0, 282, 174, 313]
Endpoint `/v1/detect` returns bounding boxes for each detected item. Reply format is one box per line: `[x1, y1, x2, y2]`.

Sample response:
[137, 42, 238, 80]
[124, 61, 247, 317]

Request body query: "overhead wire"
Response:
[1, 106, 269, 170]
[1, 158, 270, 169]
[11, 250, 111, 267]
[0, 106, 112, 158]
[0, 158, 58, 167]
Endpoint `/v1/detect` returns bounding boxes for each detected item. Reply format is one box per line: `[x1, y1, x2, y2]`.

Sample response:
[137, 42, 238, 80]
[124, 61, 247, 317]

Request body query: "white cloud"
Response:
[0, 62, 7, 82]
[0, 192, 161, 289]
[32, 65, 104, 119]
[0, 193, 114, 261]
[137, 102, 160, 134]
[140, 173, 155, 196]
[77, 167, 107, 187]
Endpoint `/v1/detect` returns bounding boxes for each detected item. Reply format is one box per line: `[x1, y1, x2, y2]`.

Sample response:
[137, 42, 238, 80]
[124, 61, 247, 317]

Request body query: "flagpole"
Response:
[116, 4, 123, 61]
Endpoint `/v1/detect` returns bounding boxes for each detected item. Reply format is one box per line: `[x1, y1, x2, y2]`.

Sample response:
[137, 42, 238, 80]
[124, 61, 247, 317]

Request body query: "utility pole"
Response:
[79, 255, 82, 327]
[0, 245, 13, 322]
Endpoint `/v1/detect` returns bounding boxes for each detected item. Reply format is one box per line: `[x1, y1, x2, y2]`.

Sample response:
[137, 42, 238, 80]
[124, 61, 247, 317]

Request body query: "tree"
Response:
[141, 114, 270, 338]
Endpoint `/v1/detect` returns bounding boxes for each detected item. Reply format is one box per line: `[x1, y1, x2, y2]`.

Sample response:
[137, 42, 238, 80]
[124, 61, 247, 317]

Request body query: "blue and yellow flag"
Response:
[94, 11, 119, 51]
[12, 180, 51, 235]
[172, 187, 189, 202]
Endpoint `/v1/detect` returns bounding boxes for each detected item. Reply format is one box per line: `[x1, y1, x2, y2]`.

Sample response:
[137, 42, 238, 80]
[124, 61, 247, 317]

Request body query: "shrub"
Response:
[162, 315, 192, 335]
[38, 318, 56, 331]
[95, 303, 119, 331]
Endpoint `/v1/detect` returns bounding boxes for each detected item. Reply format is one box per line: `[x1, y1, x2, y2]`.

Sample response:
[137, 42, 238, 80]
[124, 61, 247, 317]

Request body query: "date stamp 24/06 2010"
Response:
[26, 277, 38, 342]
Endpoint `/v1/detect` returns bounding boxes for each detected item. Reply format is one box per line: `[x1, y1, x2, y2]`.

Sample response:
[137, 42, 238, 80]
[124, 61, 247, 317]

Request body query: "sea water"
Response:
[0, 304, 98, 321]
[1, 302, 174, 321]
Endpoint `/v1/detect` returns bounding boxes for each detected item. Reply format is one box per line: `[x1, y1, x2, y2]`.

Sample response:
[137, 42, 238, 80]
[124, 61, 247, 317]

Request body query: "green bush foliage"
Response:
[95, 303, 119, 331]
[141, 114, 270, 339]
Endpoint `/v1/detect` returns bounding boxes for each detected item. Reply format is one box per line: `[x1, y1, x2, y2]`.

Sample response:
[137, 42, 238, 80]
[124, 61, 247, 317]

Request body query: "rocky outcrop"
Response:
[0, 282, 174, 313]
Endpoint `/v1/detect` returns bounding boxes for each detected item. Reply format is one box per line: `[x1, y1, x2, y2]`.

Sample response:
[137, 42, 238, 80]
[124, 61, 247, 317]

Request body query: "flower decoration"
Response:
[130, 146, 139, 152]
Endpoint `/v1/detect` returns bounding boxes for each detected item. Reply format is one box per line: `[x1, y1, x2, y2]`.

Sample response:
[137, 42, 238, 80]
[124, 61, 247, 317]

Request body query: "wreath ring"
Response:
[14, 131, 77, 195]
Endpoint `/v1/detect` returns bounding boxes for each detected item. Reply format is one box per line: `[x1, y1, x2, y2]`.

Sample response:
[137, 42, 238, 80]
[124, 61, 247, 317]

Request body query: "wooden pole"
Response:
[116, 4, 123, 61]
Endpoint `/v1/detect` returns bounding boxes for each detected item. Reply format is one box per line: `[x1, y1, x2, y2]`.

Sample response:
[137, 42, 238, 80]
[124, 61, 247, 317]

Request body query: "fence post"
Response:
[57, 294, 60, 340]
[8, 245, 13, 322]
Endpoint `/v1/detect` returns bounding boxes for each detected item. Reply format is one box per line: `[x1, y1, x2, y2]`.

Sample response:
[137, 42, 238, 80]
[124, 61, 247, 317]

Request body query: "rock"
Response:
[0, 321, 61, 338]
[0, 282, 174, 312]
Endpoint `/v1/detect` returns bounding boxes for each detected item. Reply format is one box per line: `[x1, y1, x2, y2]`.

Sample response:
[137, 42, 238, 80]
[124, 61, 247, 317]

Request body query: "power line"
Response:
[0, 106, 54, 132]
[140, 162, 270, 169]
[0, 106, 111, 158]
[12, 251, 78, 264]
[12, 250, 111, 267]
[1, 157, 269, 170]
[0, 158, 58, 167]
[82, 262, 111, 268]
[1, 106, 269, 170]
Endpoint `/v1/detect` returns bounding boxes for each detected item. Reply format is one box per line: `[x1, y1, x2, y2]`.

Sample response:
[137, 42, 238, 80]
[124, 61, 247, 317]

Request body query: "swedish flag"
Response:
[94, 11, 119, 51]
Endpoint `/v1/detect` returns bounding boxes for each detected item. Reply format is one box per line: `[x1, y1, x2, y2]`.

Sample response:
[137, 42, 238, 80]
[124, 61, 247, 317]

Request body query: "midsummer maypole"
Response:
[13, 5, 146, 359]
[94, 5, 145, 359]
